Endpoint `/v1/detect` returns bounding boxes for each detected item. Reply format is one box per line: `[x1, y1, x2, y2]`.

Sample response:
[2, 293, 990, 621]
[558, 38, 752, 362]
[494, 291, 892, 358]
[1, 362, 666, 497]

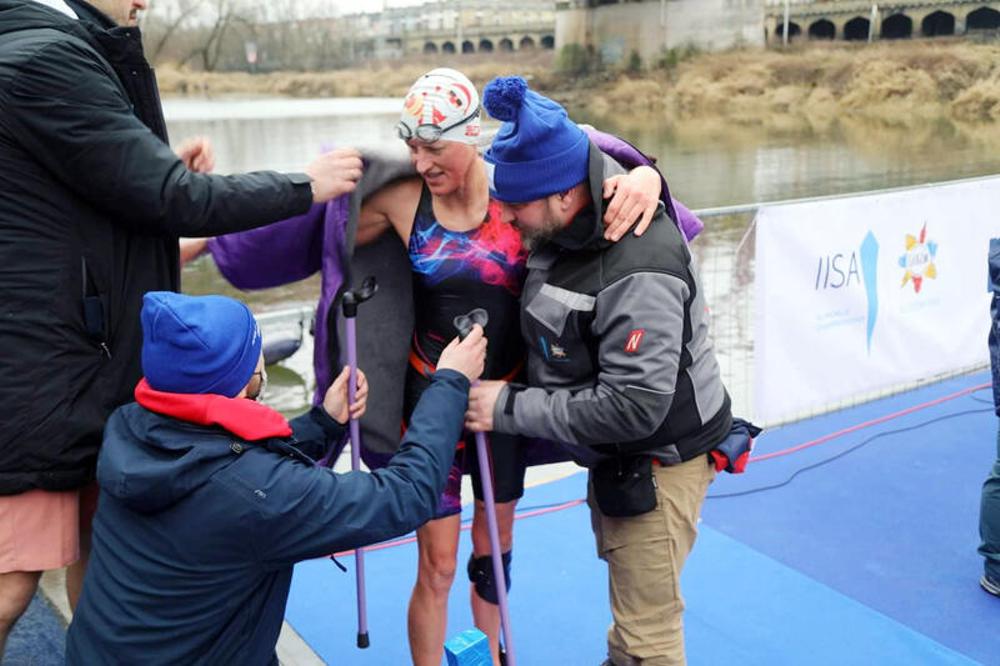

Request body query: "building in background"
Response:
[334, 0, 556, 60]
[555, 0, 765, 68]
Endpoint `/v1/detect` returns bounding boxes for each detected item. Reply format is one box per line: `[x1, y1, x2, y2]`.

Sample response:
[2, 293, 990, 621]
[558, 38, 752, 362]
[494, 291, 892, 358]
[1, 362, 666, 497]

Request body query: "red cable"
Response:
[749, 382, 991, 463]
[333, 499, 588, 558]
[330, 382, 990, 557]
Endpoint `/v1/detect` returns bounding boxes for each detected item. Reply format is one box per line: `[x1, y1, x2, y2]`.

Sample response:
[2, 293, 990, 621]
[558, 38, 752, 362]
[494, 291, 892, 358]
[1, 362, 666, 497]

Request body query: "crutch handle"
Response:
[342, 276, 378, 318]
[453, 308, 489, 340]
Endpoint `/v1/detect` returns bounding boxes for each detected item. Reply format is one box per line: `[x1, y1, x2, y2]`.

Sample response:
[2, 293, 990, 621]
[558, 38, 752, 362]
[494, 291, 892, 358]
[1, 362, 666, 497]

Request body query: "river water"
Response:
[167, 97, 1000, 417]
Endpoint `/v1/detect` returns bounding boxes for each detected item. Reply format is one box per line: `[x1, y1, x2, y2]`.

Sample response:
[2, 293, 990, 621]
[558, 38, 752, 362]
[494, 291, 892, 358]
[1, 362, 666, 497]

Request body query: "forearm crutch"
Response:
[454, 308, 517, 666]
[343, 276, 378, 649]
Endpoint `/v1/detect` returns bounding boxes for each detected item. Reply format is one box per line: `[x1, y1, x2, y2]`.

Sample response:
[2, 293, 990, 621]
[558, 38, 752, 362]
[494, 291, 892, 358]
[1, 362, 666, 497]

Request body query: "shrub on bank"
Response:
[156, 41, 1000, 125]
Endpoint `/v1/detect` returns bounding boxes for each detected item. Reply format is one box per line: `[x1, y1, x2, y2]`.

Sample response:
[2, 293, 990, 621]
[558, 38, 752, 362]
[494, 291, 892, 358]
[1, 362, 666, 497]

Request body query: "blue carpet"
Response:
[2, 592, 64, 666]
[286, 373, 997, 664]
[703, 371, 1000, 665]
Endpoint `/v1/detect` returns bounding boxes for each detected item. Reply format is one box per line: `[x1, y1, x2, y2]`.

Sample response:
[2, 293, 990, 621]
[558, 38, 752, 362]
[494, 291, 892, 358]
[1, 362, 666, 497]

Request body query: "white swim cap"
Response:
[397, 68, 481, 144]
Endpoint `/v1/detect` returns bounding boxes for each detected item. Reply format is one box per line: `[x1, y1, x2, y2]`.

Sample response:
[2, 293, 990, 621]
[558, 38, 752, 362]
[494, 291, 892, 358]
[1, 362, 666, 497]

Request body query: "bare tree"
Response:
[142, 0, 351, 72]
[146, 0, 207, 64]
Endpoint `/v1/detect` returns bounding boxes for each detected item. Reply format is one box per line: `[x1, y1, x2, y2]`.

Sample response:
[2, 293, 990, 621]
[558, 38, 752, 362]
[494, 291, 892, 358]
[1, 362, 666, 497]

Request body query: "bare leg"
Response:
[65, 529, 90, 611]
[0, 571, 42, 656]
[470, 500, 517, 666]
[66, 482, 96, 611]
[408, 514, 461, 666]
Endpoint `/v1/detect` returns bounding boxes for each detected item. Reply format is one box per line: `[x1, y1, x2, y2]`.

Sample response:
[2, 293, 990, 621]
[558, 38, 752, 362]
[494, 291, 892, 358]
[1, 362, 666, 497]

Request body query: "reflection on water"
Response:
[172, 98, 1000, 416]
[163, 97, 403, 175]
[575, 112, 1000, 209]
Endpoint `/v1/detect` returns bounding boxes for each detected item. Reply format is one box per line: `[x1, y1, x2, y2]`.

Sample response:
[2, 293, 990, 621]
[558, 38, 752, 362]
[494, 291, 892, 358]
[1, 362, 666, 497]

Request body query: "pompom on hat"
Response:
[482, 76, 589, 203]
[140, 292, 262, 398]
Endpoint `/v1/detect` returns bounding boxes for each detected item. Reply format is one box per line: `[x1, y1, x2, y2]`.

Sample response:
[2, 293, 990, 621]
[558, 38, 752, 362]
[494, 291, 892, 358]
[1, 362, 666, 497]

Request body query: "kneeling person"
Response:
[66, 291, 485, 665]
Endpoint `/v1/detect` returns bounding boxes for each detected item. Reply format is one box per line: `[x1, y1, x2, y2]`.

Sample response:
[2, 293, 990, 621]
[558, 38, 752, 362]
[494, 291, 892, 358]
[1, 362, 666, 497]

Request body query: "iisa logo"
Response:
[898, 223, 938, 294]
[814, 253, 861, 290]
[813, 231, 880, 353]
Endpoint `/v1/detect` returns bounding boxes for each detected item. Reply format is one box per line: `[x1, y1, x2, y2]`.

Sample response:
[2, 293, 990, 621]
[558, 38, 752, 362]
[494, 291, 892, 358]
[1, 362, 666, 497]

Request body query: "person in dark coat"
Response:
[65, 291, 487, 664]
[0, 0, 362, 650]
[979, 238, 1000, 598]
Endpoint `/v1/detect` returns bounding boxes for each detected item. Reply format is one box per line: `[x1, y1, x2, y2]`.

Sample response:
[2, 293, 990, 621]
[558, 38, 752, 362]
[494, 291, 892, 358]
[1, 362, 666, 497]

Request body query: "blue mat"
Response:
[703, 371, 1000, 665]
[3, 592, 65, 666]
[286, 372, 998, 664]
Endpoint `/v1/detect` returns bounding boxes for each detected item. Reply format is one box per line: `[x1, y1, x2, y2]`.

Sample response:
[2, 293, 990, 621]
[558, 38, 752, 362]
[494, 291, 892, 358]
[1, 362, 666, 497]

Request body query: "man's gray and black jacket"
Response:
[493, 145, 732, 466]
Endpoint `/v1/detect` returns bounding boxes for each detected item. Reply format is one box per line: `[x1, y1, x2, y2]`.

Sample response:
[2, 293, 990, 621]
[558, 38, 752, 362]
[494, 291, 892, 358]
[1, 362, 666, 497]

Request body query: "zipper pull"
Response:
[99, 342, 112, 360]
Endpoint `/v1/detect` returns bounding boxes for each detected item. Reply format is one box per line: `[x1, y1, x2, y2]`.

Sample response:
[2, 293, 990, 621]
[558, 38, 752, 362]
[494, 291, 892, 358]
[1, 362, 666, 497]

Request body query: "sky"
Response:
[333, 0, 428, 14]
[144, 0, 443, 25]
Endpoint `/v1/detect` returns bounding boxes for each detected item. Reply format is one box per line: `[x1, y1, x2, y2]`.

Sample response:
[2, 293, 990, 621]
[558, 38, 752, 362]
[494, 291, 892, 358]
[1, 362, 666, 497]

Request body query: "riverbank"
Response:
[583, 39, 1000, 125]
[156, 39, 1000, 124]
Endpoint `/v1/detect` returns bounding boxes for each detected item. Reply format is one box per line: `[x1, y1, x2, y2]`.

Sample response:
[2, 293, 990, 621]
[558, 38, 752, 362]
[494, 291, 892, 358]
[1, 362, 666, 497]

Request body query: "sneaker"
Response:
[981, 574, 1000, 597]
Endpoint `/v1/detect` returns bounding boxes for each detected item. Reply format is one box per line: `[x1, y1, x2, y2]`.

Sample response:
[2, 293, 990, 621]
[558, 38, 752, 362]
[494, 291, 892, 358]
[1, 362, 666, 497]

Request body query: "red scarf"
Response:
[134, 378, 292, 441]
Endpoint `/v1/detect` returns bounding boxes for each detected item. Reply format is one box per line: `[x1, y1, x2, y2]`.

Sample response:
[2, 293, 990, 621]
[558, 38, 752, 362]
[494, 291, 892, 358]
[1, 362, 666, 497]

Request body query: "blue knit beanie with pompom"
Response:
[482, 76, 590, 203]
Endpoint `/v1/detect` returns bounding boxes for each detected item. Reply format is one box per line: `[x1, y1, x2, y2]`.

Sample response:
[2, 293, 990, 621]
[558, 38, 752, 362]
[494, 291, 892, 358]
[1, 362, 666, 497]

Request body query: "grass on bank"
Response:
[156, 39, 1000, 124]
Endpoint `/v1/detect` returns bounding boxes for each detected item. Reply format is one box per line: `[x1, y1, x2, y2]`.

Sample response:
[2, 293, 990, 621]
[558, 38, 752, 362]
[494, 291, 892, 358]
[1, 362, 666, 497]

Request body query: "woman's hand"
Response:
[602, 165, 663, 241]
[179, 238, 209, 266]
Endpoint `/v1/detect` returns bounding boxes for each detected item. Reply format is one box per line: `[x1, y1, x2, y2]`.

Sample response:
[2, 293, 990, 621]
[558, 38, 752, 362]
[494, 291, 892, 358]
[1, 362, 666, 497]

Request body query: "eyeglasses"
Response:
[396, 106, 481, 143]
[249, 369, 268, 401]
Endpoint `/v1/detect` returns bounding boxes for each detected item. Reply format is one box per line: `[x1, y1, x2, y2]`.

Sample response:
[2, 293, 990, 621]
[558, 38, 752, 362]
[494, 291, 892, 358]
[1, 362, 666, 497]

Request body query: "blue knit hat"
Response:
[141, 292, 262, 397]
[482, 76, 590, 204]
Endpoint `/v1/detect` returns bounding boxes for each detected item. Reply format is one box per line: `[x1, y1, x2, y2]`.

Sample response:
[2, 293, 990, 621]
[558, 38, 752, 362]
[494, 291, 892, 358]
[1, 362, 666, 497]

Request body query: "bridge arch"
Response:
[541, 34, 555, 49]
[479, 38, 494, 53]
[462, 40, 475, 54]
[519, 35, 536, 50]
[442, 41, 456, 54]
[922, 10, 956, 37]
[423, 42, 438, 54]
[776, 21, 802, 41]
[967, 6, 1000, 31]
[881, 13, 913, 39]
[844, 16, 870, 41]
[499, 38, 514, 52]
[808, 19, 835, 40]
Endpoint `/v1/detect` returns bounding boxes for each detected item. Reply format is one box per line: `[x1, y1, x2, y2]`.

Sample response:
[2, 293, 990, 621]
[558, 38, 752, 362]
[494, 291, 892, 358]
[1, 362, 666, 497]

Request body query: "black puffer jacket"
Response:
[0, 0, 314, 494]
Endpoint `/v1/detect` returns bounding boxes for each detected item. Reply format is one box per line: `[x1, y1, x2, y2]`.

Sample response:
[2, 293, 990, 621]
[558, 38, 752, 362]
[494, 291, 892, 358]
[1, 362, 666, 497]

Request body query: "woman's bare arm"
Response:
[356, 177, 424, 247]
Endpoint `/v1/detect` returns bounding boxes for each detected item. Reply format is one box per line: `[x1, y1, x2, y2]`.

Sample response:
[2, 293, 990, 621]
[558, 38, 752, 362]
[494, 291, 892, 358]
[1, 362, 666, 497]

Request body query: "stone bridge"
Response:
[766, 1, 1000, 43]
[393, 25, 555, 55]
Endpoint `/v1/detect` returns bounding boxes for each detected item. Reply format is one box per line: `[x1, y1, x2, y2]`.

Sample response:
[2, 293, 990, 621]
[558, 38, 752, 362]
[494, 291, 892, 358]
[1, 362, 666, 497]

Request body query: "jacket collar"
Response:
[134, 379, 293, 441]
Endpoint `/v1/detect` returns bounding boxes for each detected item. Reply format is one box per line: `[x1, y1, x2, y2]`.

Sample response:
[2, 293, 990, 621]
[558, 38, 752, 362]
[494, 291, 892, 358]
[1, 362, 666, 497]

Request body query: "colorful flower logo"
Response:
[898, 223, 938, 293]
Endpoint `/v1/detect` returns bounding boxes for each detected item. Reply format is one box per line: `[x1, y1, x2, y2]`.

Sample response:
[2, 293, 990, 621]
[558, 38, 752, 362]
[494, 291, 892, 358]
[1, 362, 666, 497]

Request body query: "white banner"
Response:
[753, 177, 998, 425]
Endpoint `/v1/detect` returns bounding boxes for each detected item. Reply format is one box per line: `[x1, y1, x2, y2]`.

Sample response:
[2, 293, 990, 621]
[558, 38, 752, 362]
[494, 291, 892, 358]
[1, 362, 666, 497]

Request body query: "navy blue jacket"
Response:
[65, 370, 469, 665]
[990, 238, 999, 416]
